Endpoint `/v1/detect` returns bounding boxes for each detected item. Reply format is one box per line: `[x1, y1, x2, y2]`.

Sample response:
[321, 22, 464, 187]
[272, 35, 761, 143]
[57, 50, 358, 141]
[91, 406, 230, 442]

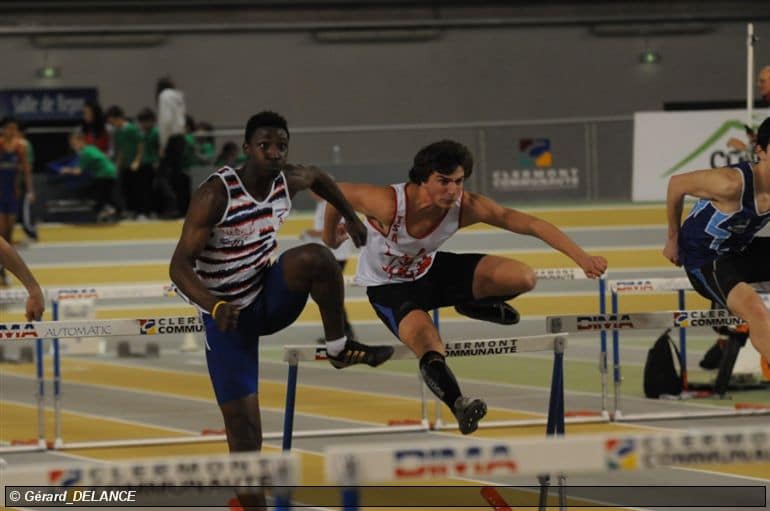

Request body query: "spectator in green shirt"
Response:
[106, 105, 144, 219]
[194, 121, 216, 165]
[136, 108, 160, 219]
[61, 130, 121, 223]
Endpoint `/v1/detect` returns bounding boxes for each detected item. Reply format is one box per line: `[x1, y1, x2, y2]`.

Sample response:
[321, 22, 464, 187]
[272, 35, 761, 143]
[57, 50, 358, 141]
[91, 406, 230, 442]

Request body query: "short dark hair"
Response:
[156, 76, 175, 97]
[408, 140, 473, 184]
[0, 116, 19, 128]
[757, 116, 770, 152]
[137, 107, 156, 122]
[244, 111, 289, 144]
[105, 105, 124, 119]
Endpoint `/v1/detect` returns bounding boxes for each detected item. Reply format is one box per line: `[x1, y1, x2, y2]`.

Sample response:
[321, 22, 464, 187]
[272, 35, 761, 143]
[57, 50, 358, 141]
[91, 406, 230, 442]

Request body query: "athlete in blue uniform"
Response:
[169, 113, 394, 505]
[664, 116, 770, 363]
[0, 117, 33, 285]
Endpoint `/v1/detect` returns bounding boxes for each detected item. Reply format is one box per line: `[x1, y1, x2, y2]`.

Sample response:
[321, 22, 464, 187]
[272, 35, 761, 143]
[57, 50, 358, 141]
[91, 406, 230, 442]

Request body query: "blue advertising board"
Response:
[0, 88, 98, 122]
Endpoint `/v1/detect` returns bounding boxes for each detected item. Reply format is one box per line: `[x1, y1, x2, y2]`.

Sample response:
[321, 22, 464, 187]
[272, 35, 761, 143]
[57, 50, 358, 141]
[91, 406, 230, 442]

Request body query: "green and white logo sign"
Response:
[632, 109, 767, 201]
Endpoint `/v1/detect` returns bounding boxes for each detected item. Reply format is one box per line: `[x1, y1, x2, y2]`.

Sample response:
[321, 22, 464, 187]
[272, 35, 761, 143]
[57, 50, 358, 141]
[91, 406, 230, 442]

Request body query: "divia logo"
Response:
[0, 322, 39, 339]
[605, 438, 638, 470]
[519, 138, 552, 167]
[660, 119, 760, 177]
[139, 319, 157, 335]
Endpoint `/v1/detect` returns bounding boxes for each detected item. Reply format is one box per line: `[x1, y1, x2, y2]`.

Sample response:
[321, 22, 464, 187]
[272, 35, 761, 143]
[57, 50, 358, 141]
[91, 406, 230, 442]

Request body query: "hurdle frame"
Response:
[280, 335, 569, 451]
[609, 277, 770, 422]
[547, 306, 770, 423]
[430, 269, 610, 430]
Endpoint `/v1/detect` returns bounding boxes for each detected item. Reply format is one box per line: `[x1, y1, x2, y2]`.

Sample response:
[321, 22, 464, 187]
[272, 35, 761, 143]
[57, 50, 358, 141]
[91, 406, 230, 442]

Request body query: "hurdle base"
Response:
[613, 407, 770, 422]
[52, 424, 430, 450]
[433, 414, 609, 431]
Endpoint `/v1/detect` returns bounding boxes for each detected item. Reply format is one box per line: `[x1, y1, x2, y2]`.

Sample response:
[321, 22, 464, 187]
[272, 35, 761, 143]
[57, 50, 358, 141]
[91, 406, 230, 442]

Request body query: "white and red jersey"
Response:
[355, 183, 461, 286]
[186, 166, 291, 311]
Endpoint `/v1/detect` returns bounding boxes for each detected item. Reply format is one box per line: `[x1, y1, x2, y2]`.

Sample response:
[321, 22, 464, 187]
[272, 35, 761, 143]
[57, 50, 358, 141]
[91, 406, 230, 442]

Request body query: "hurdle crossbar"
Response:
[283, 335, 564, 364]
[324, 425, 769, 487]
[547, 309, 745, 334]
[0, 283, 179, 304]
[0, 316, 201, 341]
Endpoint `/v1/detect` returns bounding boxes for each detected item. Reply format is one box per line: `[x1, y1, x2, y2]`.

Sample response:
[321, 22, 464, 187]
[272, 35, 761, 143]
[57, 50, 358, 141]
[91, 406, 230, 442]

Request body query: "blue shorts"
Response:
[0, 173, 19, 215]
[202, 255, 309, 404]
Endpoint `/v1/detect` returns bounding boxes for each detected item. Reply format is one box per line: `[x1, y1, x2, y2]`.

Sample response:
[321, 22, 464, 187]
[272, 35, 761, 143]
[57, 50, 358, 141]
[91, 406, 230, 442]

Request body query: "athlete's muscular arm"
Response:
[170, 179, 238, 332]
[461, 192, 607, 278]
[663, 167, 741, 266]
[0, 237, 44, 320]
[284, 165, 367, 247]
[322, 184, 394, 248]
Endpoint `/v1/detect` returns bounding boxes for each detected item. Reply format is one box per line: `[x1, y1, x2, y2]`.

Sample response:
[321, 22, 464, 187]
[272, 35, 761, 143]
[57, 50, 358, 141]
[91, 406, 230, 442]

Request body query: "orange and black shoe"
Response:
[327, 339, 395, 369]
[453, 396, 487, 435]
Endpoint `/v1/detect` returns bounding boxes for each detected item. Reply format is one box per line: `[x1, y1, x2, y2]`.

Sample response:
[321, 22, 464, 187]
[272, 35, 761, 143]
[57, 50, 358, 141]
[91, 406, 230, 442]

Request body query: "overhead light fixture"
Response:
[36, 65, 61, 79]
[639, 49, 661, 64]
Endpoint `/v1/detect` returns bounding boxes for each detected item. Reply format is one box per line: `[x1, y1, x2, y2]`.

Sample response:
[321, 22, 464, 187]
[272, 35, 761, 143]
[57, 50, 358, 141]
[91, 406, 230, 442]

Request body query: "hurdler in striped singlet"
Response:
[191, 165, 291, 311]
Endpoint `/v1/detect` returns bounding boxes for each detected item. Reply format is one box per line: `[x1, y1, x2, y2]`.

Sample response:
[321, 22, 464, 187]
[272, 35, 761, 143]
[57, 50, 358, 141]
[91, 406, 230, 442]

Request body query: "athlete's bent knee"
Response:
[519, 267, 537, 293]
[298, 243, 339, 275]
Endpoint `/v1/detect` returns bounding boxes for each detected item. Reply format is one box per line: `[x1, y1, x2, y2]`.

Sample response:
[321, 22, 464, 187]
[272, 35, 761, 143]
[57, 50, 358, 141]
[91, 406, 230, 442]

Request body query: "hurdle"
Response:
[280, 334, 568, 451]
[325, 425, 770, 511]
[429, 268, 610, 429]
[0, 284, 183, 453]
[547, 308, 770, 421]
[2, 450, 297, 510]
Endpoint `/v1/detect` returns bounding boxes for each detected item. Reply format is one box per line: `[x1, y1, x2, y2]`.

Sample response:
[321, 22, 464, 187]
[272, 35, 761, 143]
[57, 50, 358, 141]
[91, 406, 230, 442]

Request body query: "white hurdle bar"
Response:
[324, 425, 770, 510]
[280, 335, 570, 451]
[547, 308, 770, 422]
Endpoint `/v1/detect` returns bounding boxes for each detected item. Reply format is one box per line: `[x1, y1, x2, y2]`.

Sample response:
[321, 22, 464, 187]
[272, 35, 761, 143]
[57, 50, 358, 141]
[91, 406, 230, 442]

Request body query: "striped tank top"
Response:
[192, 166, 291, 310]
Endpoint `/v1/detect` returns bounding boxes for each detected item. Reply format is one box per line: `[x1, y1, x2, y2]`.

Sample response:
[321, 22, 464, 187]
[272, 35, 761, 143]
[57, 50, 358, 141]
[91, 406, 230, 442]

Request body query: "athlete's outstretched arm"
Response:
[461, 192, 607, 278]
[663, 167, 741, 266]
[0, 237, 44, 320]
[169, 179, 238, 331]
[284, 165, 368, 247]
[322, 183, 394, 248]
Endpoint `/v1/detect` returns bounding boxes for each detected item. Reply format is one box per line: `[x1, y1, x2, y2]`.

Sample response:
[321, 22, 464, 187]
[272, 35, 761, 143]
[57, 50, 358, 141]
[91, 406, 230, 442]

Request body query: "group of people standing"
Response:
[61, 77, 215, 222]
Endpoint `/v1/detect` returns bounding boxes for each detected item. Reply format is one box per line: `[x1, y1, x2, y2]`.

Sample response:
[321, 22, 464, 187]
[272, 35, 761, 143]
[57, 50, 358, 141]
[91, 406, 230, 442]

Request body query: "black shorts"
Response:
[685, 237, 770, 308]
[367, 251, 484, 337]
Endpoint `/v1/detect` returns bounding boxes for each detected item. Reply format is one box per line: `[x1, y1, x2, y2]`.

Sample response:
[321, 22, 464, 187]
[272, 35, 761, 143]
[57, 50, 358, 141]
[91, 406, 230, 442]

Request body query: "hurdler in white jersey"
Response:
[324, 139, 607, 435]
[355, 182, 460, 286]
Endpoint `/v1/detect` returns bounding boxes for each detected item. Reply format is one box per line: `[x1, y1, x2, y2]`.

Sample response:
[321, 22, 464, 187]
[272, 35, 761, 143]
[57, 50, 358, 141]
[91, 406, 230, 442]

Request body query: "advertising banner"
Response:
[484, 125, 588, 202]
[632, 109, 768, 201]
[0, 88, 98, 122]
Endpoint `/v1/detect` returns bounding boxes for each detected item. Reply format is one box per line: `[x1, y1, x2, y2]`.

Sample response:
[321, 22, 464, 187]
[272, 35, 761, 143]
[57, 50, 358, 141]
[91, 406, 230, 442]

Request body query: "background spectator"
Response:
[106, 105, 143, 219]
[156, 76, 186, 218]
[61, 130, 120, 223]
[136, 107, 160, 219]
[214, 141, 245, 168]
[194, 121, 216, 165]
[727, 65, 770, 152]
[0, 117, 33, 284]
[81, 100, 110, 153]
[17, 123, 37, 241]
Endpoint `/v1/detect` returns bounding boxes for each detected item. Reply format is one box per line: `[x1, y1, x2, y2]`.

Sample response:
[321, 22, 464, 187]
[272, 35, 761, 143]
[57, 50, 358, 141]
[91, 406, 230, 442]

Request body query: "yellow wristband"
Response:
[211, 300, 227, 318]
